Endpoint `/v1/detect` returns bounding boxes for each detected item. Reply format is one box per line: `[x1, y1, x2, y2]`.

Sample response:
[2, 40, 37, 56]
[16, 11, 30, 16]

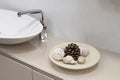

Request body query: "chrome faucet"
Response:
[17, 10, 45, 27]
[17, 10, 47, 42]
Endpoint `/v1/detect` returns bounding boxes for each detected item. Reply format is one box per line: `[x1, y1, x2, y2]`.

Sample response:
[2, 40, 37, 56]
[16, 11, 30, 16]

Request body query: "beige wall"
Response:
[0, 0, 120, 53]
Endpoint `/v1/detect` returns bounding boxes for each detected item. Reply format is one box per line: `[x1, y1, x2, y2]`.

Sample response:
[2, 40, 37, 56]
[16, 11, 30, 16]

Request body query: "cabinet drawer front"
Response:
[0, 54, 32, 80]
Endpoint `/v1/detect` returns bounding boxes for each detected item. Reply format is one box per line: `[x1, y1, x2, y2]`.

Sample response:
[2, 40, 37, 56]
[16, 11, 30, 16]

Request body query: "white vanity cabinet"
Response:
[0, 54, 32, 80]
[0, 54, 61, 80]
[33, 70, 54, 80]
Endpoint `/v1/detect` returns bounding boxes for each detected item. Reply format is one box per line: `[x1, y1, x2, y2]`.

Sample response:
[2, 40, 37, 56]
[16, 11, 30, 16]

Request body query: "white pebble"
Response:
[77, 56, 86, 64]
[81, 49, 89, 57]
[52, 48, 65, 61]
[63, 55, 76, 64]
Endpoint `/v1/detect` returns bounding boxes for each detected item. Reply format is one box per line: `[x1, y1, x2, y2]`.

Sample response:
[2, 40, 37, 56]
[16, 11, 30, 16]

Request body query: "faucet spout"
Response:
[17, 10, 42, 16]
[17, 10, 45, 27]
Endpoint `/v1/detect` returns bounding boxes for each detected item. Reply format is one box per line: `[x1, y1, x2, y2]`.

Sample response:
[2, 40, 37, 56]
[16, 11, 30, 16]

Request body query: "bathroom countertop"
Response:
[0, 34, 120, 80]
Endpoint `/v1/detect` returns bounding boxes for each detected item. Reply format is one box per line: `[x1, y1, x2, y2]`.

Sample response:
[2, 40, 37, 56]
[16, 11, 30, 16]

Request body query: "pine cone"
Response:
[64, 43, 80, 61]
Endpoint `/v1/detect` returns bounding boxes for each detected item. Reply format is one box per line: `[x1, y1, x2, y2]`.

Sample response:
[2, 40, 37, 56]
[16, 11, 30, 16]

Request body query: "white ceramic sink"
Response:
[0, 9, 43, 44]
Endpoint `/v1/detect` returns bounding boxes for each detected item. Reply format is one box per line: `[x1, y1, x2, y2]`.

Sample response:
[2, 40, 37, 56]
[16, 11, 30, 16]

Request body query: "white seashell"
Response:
[77, 56, 86, 64]
[81, 49, 89, 57]
[63, 55, 76, 64]
[52, 48, 65, 61]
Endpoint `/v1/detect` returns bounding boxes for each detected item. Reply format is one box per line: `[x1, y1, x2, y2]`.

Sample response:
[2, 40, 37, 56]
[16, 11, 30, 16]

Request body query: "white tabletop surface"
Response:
[0, 34, 120, 80]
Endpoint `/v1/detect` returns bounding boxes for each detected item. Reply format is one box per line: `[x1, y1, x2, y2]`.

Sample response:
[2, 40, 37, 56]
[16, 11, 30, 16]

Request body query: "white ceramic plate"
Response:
[49, 42, 100, 70]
